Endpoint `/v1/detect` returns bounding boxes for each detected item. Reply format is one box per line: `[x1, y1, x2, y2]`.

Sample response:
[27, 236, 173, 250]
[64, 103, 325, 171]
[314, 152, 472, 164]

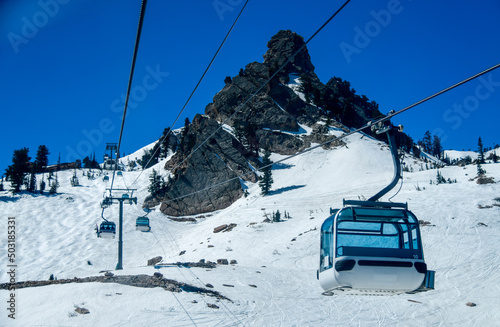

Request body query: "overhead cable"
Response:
[110, 0, 149, 193]
[167, 0, 352, 174]
[130, 0, 251, 187]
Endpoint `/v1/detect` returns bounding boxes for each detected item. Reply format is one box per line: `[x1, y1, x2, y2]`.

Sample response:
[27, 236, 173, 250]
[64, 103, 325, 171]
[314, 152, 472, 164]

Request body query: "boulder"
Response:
[147, 256, 162, 266]
[213, 224, 228, 233]
[75, 307, 90, 315]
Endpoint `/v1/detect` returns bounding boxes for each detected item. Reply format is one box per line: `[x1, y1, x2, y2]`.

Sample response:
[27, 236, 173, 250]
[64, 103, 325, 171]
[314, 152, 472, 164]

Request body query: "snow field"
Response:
[0, 133, 499, 326]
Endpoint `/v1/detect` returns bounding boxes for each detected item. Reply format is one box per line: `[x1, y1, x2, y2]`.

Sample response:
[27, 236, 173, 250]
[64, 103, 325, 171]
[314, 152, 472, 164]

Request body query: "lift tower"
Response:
[103, 188, 137, 270]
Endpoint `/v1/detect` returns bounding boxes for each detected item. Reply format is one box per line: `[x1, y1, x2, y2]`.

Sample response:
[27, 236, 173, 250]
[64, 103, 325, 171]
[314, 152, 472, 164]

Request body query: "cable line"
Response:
[167, 0, 351, 175]
[110, 0, 148, 193]
[160, 62, 500, 204]
[158, 219, 244, 326]
[130, 0, 250, 188]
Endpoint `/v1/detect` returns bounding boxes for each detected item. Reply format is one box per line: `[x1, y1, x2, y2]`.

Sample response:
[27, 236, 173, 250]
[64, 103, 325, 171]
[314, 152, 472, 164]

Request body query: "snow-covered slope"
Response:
[444, 149, 498, 162]
[1, 133, 499, 326]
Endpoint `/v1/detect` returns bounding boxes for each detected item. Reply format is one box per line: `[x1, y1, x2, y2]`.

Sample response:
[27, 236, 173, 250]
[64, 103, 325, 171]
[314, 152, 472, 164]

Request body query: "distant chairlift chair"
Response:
[135, 216, 151, 232]
[97, 221, 116, 239]
[136, 207, 151, 232]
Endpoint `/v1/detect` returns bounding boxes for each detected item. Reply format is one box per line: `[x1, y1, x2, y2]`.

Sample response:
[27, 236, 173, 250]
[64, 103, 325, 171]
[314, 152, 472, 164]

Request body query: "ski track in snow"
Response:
[0, 135, 499, 326]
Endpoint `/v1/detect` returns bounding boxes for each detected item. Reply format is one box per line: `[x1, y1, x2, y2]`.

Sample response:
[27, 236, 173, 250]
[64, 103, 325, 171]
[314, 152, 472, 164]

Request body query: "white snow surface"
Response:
[287, 76, 307, 103]
[1, 133, 499, 326]
[444, 149, 498, 161]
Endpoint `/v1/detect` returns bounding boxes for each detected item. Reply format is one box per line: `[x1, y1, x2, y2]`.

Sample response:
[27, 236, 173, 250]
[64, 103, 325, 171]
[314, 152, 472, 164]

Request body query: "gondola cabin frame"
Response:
[318, 200, 431, 295]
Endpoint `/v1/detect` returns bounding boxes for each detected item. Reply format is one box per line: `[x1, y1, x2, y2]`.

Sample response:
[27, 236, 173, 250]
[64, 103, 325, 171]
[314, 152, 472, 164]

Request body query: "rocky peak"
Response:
[263, 30, 316, 84]
[149, 30, 387, 217]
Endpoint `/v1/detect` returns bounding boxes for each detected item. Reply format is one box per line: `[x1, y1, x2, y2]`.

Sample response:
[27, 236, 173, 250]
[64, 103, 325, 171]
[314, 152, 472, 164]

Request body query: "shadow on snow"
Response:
[268, 184, 306, 196]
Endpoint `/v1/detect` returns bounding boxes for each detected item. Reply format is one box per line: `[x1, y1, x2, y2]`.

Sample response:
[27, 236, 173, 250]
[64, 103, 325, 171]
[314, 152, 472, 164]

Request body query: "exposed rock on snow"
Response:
[75, 307, 90, 315]
[0, 275, 230, 300]
[147, 256, 162, 266]
[150, 115, 257, 217]
[217, 259, 228, 265]
[213, 224, 229, 233]
[207, 303, 219, 309]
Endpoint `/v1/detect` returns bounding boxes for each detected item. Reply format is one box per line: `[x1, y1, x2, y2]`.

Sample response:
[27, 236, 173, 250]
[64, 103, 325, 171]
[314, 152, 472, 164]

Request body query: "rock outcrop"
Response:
[0, 275, 230, 300]
[263, 30, 316, 85]
[145, 114, 258, 217]
[148, 29, 391, 217]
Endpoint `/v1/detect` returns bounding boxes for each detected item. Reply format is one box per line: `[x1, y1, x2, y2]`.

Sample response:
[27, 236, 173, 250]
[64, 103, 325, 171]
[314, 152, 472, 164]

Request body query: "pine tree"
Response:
[477, 162, 486, 176]
[128, 158, 137, 170]
[432, 135, 442, 159]
[5, 147, 31, 193]
[436, 170, 446, 184]
[70, 169, 79, 187]
[27, 169, 37, 193]
[82, 156, 91, 168]
[412, 145, 421, 159]
[148, 169, 164, 197]
[0, 175, 4, 192]
[40, 174, 46, 194]
[234, 121, 259, 156]
[477, 137, 485, 164]
[49, 174, 59, 194]
[34, 145, 50, 173]
[139, 149, 158, 169]
[259, 149, 273, 196]
[273, 210, 281, 222]
[298, 74, 314, 104]
[159, 127, 171, 159]
[91, 152, 99, 169]
[477, 137, 486, 176]
[182, 118, 190, 138]
[422, 131, 432, 153]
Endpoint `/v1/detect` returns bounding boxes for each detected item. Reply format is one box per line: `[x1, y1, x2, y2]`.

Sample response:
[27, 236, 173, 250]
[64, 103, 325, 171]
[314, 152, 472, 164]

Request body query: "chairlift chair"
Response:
[103, 158, 117, 170]
[136, 207, 152, 232]
[318, 119, 434, 295]
[135, 216, 151, 232]
[97, 221, 116, 239]
[101, 197, 112, 209]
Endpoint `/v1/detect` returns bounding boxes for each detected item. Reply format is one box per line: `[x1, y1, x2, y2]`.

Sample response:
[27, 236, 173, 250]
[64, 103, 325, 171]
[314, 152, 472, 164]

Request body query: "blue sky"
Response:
[1, 0, 499, 173]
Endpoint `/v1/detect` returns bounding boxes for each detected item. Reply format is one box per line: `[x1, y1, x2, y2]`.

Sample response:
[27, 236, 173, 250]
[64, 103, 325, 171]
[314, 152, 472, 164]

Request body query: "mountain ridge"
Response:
[150, 29, 409, 217]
